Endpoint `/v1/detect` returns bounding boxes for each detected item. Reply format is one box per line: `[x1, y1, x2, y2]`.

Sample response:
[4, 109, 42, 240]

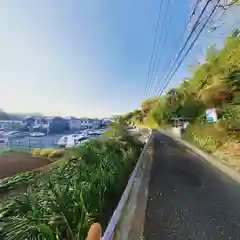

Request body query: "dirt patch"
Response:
[0, 152, 50, 179]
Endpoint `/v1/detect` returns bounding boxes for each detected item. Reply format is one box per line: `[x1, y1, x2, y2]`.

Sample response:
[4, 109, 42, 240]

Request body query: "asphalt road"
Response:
[143, 131, 240, 240]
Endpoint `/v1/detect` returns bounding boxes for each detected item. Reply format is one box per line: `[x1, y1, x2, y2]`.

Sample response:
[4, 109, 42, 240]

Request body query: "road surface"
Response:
[143, 130, 240, 239]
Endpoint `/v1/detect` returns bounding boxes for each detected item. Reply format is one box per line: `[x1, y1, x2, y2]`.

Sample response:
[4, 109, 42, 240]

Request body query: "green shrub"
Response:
[218, 104, 240, 140]
[31, 148, 42, 156]
[31, 148, 65, 159]
[183, 122, 228, 152]
[39, 148, 55, 158]
[0, 135, 143, 240]
[48, 149, 65, 158]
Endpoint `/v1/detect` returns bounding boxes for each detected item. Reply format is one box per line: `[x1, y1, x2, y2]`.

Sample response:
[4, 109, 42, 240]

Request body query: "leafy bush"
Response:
[48, 149, 65, 158]
[32, 148, 65, 159]
[127, 32, 239, 137]
[183, 122, 228, 153]
[105, 120, 129, 139]
[0, 171, 39, 195]
[220, 104, 240, 128]
[40, 148, 56, 158]
[31, 148, 42, 156]
[0, 135, 143, 240]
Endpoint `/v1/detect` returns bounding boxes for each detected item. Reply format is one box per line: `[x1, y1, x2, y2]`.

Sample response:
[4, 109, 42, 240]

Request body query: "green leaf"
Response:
[38, 223, 54, 238]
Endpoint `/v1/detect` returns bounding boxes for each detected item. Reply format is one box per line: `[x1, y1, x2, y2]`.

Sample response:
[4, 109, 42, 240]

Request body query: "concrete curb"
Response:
[159, 129, 240, 184]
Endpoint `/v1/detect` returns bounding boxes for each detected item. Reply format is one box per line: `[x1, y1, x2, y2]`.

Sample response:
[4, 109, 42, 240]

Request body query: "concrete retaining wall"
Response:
[103, 129, 153, 240]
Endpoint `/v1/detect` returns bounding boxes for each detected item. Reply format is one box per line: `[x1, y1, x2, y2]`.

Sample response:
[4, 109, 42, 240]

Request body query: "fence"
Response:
[0, 137, 60, 149]
[103, 128, 153, 240]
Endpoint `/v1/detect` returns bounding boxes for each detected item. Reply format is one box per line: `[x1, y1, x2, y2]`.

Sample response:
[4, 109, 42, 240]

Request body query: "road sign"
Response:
[206, 108, 217, 122]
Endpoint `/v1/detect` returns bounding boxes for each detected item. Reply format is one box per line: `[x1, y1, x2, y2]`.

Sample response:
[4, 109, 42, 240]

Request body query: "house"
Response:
[23, 117, 35, 127]
[64, 117, 103, 130]
[0, 120, 24, 131]
[45, 117, 69, 134]
[23, 116, 47, 132]
[64, 117, 99, 130]
[23, 116, 69, 134]
[79, 118, 102, 129]
[23, 115, 106, 133]
[89, 118, 102, 128]
[78, 118, 91, 128]
[65, 117, 83, 130]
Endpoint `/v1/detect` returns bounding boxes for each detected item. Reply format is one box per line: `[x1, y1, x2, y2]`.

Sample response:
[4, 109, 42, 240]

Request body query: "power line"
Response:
[148, 0, 176, 97]
[156, 0, 221, 97]
[154, 0, 214, 97]
[148, 0, 203, 96]
[144, 0, 164, 96]
[146, 0, 171, 98]
[146, 0, 172, 97]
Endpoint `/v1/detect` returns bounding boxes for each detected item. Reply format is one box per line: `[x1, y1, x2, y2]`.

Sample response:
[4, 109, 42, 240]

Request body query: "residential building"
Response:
[79, 118, 91, 127]
[0, 120, 24, 131]
[89, 118, 102, 129]
[65, 117, 83, 130]
[23, 117, 35, 127]
[80, 118, 102, 129]
[22, 116, 106, 133]
[45, 117, 69, 133]
[23, 116, 68, 134]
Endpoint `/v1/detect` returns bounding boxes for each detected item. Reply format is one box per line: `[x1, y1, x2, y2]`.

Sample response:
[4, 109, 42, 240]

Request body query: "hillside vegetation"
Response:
[0, 122, 144, 239]
[127, 31, 240, 168]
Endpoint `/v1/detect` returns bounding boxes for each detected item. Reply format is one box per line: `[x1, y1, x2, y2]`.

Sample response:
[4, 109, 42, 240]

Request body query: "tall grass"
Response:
[0, 134, 143, 239]
[182, 122, 229, 153]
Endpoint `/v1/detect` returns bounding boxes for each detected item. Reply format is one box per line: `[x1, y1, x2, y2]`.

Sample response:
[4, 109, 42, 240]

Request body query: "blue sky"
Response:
[0, 1, 239, 117]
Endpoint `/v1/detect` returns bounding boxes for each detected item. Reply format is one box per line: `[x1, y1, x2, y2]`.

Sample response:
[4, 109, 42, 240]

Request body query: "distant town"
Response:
[0, 109, 111, 134]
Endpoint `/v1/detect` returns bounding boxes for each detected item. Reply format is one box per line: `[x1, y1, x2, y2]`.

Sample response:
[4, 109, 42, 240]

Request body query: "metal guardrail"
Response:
[103, 128, 152, 240]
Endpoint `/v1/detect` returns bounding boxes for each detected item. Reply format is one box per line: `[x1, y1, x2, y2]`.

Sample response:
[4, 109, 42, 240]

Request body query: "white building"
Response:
[0, 120, 24, 131]
[65, 117, 83, 130]
[78, 118, 102, 129]
[65, 117, 102, 130]
[78, 118, 91, 127]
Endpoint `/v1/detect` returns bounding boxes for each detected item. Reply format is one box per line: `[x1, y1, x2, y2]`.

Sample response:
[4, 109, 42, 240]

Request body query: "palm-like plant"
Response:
[0, 135, 142, 240]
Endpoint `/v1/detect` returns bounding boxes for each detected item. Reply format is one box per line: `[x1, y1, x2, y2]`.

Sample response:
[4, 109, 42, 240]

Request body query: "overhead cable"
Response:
[148, 0, 202, 96]
[154, 0, 214, 96]
[156, 0, 221, 97]
[145, 0, 164, 96]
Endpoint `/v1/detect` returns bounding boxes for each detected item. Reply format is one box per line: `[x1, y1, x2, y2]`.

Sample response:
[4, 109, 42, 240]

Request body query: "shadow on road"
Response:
[144, 130, 240, 240]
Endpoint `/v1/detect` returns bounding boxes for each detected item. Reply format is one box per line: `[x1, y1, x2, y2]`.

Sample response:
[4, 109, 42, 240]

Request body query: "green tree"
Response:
[141, 97, 158, 117]
[0, 110, 11, 120]
[138, 31, 240, 126]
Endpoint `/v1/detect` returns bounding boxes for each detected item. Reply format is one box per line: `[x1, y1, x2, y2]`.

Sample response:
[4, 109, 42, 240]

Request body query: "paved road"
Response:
[144, 131, 240, 240]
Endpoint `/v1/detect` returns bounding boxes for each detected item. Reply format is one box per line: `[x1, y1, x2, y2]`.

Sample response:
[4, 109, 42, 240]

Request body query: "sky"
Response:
[0, 1, 239, 117]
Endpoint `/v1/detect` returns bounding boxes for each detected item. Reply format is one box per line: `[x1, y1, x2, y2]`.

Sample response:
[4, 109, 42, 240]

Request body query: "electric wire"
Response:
[145, 0, 164, 96]
[154, 0, 214, 96]
[147, 0, 202, 97]
[148, 0, 176, 96]
[146, 0, 170, 97]
[156, 0, 221, 97]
